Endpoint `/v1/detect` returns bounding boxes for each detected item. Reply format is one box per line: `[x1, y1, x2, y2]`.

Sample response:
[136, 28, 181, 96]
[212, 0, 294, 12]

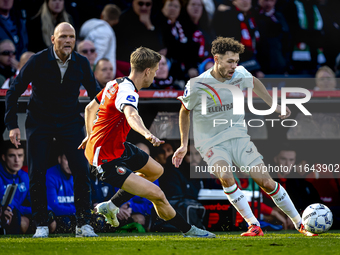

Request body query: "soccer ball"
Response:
[302, 203, 333, 234]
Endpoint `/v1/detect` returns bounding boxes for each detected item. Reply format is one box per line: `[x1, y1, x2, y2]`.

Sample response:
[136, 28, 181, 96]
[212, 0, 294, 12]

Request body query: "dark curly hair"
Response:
[211, 37, 245, 56]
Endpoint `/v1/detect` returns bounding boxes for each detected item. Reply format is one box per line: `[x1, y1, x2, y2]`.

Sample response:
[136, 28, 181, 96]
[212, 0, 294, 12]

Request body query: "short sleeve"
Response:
[177, 80, 199, 111]
[115, 84, 139, 113]
[238, 66, 254, 90]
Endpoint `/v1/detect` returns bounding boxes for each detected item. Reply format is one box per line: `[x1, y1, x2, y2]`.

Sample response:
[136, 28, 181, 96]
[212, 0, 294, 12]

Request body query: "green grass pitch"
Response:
[1, 230, 340, 255]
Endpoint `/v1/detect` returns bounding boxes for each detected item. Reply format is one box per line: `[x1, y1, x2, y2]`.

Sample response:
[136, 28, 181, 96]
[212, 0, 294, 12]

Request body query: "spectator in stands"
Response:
[162, 143, 174, 160]
[159, 0, 196, 82]
[2, 51, 34, 92]
[115, 0, 165, 64]
[0, 0, 28, 61]
[0, 142, 56, 234]
[198, 57, 213, 75]
[317, 0, 340, 71]
[80, 4, 120, 78]
[336, 53, 340, 78]
[185, 0, 214, 50]
[202, 0, 215, 21]
[76, 40, 97, 72]
[284, 0, 326, 74]
[27, 0, 74, 53]
[314, 65, 337, 91]
[255, 0, 291, 74]
[153, 146, 167, 166]
[149, 55, 181, 89]
[46, 153, 76, 233]
[0, 142, 31, 234]
[212, 0, 264, 77]
[0, 39, 17, 82]
[94, 58, 114, 88]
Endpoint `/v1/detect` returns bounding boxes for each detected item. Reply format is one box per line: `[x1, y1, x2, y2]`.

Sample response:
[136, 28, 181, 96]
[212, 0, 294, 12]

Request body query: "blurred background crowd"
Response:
[1, 0, 340, 90]
[0, 0, 340, 235]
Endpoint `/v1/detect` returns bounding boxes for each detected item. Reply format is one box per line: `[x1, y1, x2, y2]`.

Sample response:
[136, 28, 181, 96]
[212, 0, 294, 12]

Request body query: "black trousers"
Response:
[26, 114, 91, 227]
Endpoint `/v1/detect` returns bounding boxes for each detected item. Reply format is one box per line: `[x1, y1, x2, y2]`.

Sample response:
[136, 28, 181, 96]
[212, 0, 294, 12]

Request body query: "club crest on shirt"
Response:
[126, 95, 136, 102]
[117, 166, 126, 175]
[206, 148, 214, 159]
[18, 182, 26, 192]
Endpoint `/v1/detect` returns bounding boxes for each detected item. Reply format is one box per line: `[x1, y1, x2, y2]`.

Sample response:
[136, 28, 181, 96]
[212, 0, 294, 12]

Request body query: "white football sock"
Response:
[224, 184, 260, 227]
[268, 182, 302, 230]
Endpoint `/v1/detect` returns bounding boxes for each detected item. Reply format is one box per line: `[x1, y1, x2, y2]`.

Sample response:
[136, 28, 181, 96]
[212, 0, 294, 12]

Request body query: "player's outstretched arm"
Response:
[123, 105, 164, 147]
[252, 77, 291, 119]
[172, 105, 190, 168]
[78, 99, 99, 149]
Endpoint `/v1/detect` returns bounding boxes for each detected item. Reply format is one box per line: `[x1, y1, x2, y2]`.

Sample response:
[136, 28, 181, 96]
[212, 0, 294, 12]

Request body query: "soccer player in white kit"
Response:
[172, 37, 317, 236]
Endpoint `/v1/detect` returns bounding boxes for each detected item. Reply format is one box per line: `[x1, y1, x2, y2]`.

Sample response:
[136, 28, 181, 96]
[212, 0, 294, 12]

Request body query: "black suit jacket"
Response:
[5, 46, 100, 130]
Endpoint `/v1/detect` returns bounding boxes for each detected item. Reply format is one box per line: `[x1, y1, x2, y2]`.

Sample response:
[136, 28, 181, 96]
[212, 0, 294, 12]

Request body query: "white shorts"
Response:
[201, 137, 263, 173]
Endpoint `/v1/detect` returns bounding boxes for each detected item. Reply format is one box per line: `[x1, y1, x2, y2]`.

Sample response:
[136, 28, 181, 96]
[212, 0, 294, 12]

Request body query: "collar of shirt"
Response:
[0, 14, 10, 20]
[53, 47, 72, 82]
[53, 47, 72, 65]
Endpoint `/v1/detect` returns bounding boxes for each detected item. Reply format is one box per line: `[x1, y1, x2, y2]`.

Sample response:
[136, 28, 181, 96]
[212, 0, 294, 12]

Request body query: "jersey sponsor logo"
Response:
[126, 95, 136, 102]
[207, 103, 233, 113]
[117, 166, 127, 175]
[197, 82, 223, 106]
[230, 78, 242, 85]
[206, 148, 214, 159]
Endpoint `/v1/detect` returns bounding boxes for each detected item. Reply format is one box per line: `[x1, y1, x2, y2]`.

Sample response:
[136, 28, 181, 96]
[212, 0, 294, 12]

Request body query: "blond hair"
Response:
[130, 47, 161, 72]
[102, 4, 121, 21]
[316, 66, 335, 78]
[34, 0, 70, 47]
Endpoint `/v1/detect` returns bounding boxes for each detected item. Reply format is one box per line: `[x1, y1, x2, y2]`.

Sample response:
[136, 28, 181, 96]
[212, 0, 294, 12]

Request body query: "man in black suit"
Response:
[5, 22, 99, 238]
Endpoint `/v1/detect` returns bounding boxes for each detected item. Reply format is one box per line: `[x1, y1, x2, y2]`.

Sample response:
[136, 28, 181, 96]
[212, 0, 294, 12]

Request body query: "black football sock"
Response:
[110, 189, 135, 207]
[166, 212, 191, 233]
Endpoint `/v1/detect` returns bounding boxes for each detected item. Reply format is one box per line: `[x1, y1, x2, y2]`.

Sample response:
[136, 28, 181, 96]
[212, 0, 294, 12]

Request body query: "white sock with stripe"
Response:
[223, 184, 260, 227]
[267, 182, 302, 230]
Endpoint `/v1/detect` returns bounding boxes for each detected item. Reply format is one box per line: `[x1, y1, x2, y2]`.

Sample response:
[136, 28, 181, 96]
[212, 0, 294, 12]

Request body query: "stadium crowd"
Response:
[0, 0, 340, 235]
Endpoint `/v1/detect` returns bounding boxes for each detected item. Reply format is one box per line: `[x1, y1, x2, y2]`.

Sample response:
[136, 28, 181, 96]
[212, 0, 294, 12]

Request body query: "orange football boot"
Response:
[298, 224, 318, 237]
[241, 224, 264, 236]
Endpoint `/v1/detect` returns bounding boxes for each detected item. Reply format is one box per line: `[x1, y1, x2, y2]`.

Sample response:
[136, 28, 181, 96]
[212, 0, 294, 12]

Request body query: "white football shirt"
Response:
[178, 66, 254, 154]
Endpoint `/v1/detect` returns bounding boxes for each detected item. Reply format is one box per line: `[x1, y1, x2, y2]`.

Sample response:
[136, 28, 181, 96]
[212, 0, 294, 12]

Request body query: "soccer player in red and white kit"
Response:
[79, 47, 215, 237]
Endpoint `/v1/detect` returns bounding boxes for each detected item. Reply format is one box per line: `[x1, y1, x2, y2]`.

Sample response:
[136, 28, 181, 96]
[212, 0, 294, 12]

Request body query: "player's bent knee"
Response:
[147, 186, 167, 204]
[148, 163, 164, 181]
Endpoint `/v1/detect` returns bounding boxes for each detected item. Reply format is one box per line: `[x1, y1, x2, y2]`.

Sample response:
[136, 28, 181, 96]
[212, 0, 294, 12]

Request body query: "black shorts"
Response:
[97, 142, 149, 188]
